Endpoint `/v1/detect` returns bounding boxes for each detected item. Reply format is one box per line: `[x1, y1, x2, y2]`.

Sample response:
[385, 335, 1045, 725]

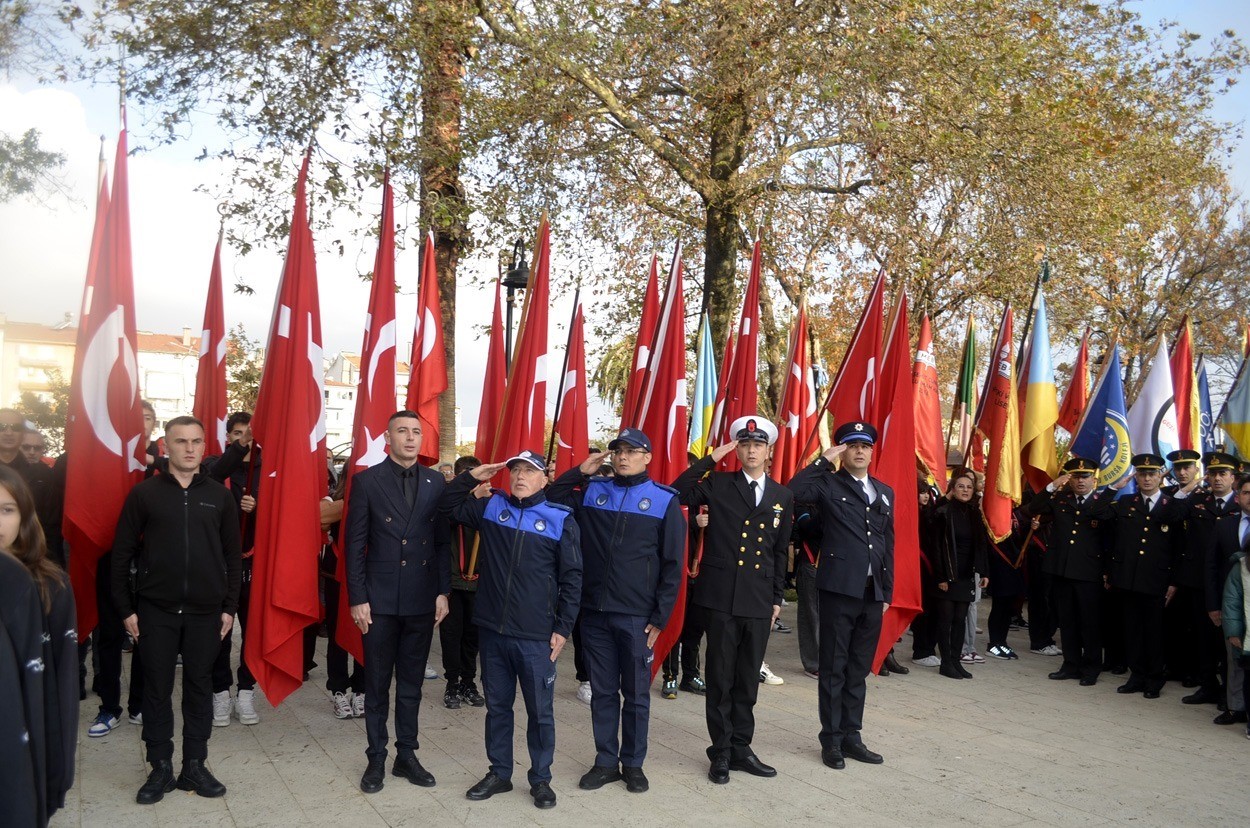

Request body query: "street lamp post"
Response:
[503, 239, 530, 370]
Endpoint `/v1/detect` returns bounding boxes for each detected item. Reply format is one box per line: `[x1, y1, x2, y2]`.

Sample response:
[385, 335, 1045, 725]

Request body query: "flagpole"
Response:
[630, 244, 679, 428]
[546, 284, 581, 464]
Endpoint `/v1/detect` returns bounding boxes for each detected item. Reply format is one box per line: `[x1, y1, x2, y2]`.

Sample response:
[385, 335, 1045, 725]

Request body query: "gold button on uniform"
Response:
[738, 560, 744, 566]
[754, 564, 760, 570]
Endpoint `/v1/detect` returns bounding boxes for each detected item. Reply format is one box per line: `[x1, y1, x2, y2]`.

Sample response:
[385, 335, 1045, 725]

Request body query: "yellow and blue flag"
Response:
[1219, 352, 1250, 459]
[1020, 293, 1058, 490]
[688, 312, 718, 458]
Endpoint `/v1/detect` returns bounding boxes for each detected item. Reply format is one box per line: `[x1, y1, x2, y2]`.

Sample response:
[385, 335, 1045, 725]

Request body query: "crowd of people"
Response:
[3, 399, 1250, 823]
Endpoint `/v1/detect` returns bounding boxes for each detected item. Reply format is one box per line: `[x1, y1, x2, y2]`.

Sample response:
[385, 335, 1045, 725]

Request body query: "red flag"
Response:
[245, 153, 327, 706]
[1169, 317, 1200, 451]
[636, 244, 689, 678]
[772, 301, 818, 485]
[870, 292, 922, 670]
[64, 128, 146, 638]
[621, 255, 660, 428]
[406, 231, 447, 466]
[490, 218, 550, 479]
[333, 174, 399, 666]
[711, 241, 762, 463]
[912, 314, 945, 491]
[974, 306, 1021, 542]
[475, 277, 507, 462]
[555, 303, 589, 475]
[1057, 327, 1090, 434]
[193, 231, 228, 456]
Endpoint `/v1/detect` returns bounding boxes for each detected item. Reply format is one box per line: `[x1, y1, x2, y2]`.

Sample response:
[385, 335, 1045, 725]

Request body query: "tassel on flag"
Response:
[407, 231, 447, 466]
[476, 277, 507, 463]
[687, 312, 718, 459]
[245, 152, 328, 706]
[1169, 317, 1201, 452]
[64, 127, 147, 638]
[1020, 293, 1059, 492]
[974, 305, 1021, 542]
[193, 231, 229, 456]
[621, 255, 661, 428]
[912, 313, 945, 491]
[333, 172, 400, 666]
[554, 300, 589, 475]
[772, 300, 818, 485]
[711, 239, 763, 470]
[1057, 327, 1091, 434]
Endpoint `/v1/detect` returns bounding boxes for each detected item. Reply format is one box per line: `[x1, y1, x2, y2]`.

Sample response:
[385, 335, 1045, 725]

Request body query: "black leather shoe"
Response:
[1079, 677, 1097, 687]
[1143, 689, 1161, 699]
[729, 754, 776, 777]
[393, 755, 435, 787]
[1048, 670, 1080, 681]
[466, 771, 513, 801]
[842, 742, 884, 765]
[822, 749, 845, 770]
[708, 755, 729, 784]
[176, 759, 226, 798]
[136, 760, 175, 804]
[360, 758, 386, 793]
[1116, 681, 1145, 694]
[578, 764, 622, 790]
[621, 766, 649, 793]
[883, 652, 909, 675]
[1108, 665, 1128, 675]
[939, 663, 964, 679]
[1214, 710, 1248, 725]
[955, 664, 974, 679]
[1182, 687, 1220, 705]
[530, 781, 556, 809]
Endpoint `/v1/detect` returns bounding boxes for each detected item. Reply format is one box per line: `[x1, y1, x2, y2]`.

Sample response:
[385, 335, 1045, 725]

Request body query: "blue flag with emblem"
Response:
[1069, 341, 1132, 488]
[1196, 355, 1216, 454]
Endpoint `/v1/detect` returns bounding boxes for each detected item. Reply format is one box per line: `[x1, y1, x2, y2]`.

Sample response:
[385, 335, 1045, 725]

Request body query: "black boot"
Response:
[176, 758, 227, 798]
[939, 661, 964, 680]
[883, 651, 909, 675]
[136, 760, 175, 805]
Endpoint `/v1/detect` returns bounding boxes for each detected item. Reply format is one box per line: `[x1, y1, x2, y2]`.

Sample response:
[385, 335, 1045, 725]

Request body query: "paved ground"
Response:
[54, 602, 1248, 827]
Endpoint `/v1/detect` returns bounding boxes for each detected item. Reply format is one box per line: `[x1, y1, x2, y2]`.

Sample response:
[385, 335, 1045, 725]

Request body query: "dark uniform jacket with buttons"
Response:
[440, 472, 582, 641]
[670, 456, 794, 619]
[787, 461, 894, 603]
[1029, 486, 1116, 583]
[1175, 490, 1238, 591]
[1210, 512, 1249, 613]
[344, 457, 451, 615]
[1107, 491, 1189, 596]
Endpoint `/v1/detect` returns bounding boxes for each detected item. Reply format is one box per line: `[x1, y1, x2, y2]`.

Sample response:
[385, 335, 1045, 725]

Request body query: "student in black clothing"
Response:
[928, 471, 989, 680]
[440, 455, 486, 709]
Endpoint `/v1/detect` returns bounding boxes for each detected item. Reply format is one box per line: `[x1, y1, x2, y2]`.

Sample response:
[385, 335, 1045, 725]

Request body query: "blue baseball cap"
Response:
[608, 428, 652, 452]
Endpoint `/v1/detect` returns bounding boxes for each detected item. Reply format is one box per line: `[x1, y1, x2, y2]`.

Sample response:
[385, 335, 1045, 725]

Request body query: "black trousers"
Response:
[94, 551, 127, 718]
[935, 596, 969, 666]
[1053, 577, 1102, 679]
[911, 566, 939, 660]
[817, 587, 882, 752]
[662, 596, 705, 682]
[701, 608, 769, 761]
[572, 615, 589, 682]
[1026, 553, 1057, 650]
[323, 573, 363, 695]
[362, 612, 434, 761]
[1167, 585, 1222, 692]
[796, 558, 821, 672]
[439, 589, 479, 685]
[1101, 587, 1126, 669]
[1122, 591, 1166, 692]
[212, 559, 254, 693]
[987, 595, 1013, 648]
[137, 602, 220, 763]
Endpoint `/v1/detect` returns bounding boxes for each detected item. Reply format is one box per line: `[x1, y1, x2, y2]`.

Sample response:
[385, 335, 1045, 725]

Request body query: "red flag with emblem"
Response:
[406, 231, 447, 466]
[913, 313, 945, 491]
[974, 305, 1021, 542]
[711, 240, 762, 472]
[1057, 327, 1090, 434]
[555, 302, 589, 475]
[193, 231, 229, 456]
[772, 301, 818, 485]
[476, 277, 507, 463]
[245, 152, 327, 706]
[621, 255, 660, 428]
[64, 128, 146, 638]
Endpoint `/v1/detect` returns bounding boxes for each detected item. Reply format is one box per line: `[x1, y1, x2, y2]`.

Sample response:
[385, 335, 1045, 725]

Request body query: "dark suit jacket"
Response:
[671, 456, 794, 618]
[1209, 512, 1249, 612]
[1177, 491, 1238, 591]
[1107, 491, 1187, 596]
[344, 458, 451, 615]
[788, 460, 895, 603]
[1030, 486, 1116, 583]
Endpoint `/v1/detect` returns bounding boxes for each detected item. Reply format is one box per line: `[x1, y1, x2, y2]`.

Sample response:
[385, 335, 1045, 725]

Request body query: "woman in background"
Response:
[928, 471, 989, 679]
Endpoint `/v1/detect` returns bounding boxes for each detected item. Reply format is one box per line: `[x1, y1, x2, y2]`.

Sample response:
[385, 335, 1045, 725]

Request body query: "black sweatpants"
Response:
[212, 559, 254, 693]
[323, 572, 363, 695]
[439, 589, 479, 685]
[137, 602, 221, 763]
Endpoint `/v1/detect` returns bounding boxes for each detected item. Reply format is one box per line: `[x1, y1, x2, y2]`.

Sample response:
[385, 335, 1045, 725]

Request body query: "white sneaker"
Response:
[88, 712, 120, 737]
[424, 665, 438, 680]
[1030, 644, 1063, 657]
[235, 689, 260, 725]
[332, 692, 353, 720]
[212, 691, 232, 727]
[911, 655, 941, 668]
[576, 681, 593, 705]
[128, 711, 143, 725]
[351, 692, 366, 718]
[759, 662, 784, 686]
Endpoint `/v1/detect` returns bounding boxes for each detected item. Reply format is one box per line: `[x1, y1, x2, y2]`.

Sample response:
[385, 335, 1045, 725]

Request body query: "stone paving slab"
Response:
[53, 602, 1248, 827]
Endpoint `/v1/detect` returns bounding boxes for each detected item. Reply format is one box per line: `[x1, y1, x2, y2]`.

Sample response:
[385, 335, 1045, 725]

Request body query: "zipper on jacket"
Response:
[601, 493, 628, 611]
[180, 488, 190, 614]
[499, 506, 525, 633]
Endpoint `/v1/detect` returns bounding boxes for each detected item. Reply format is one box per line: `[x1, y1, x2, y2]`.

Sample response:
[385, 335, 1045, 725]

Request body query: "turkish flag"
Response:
[771, 301, 818, 485]
[711, 240, 762, 472]
[490, 218, 550, 481]
[193, 232, 228, 456]
[333, 173, 399, 666]
[475, 277, 507, 463]
[913, 314, 945, 491]
[870, 292, 922, 670]
[621, 255, 661, 428]
[64, 129, 146, 638]
[636, 245, 689, 679]
[555, 303, 589, 475]
[244, 153, 327, 706]
[974, 305, 1021, 542]
[406, 231, 447, 466]
[1057, 327, 1090, 434]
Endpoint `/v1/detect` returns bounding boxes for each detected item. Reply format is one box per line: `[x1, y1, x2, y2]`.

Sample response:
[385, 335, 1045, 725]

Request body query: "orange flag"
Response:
[912, 313, 945, 490]
[974, 305, 1021, 542]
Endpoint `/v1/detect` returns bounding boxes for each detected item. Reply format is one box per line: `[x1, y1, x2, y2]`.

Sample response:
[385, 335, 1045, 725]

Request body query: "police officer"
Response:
[1030, 457, 1116, 685]
[671, 416, 793, 784]
[1107, 453, 1196, 698]
[441, 450, 582, 809]
[788, 421, 894, 770]
[344, 410, 451, 794]
[548, 428, 685, 795]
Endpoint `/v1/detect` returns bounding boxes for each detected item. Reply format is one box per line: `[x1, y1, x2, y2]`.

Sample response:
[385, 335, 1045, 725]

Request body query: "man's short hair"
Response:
[388, 409, 420, 425]
[140, 399, 155, 415]
[166, 415, 205, 433]
[227, 411, 253, 432]
[454, 455, 481, 475]
[0, 407, 23, 425]
[1238, 474, 1250, 493]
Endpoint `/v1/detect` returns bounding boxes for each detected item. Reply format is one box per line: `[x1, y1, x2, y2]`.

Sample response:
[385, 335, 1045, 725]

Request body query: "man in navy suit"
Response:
[788, 421, 894, 770]
[345, 410, 451, 793]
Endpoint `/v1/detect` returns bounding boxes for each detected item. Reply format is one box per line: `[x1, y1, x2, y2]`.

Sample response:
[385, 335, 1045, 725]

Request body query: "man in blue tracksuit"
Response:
[547, 428, 685, 794]
[440, 450, 582, 810]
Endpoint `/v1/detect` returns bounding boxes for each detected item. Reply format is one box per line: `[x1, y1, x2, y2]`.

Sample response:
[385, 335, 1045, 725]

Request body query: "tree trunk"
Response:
[702, 197, 740, 364]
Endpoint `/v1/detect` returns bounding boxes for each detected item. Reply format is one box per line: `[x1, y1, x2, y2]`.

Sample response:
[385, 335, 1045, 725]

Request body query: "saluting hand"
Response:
[710, 441, 739, 463]
[470, 462, 506, 481]
[821, 443, 847, 465]
[579, 451, 611, 475]
[1052, 473, 1071, 491]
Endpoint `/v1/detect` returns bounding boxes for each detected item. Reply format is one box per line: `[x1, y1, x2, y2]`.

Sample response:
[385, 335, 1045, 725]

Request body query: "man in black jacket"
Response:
[442, 450, 582, 809]
[671, 416, 793, 784]
[111, 416, 242, 805]
[788, 421, 894, 770]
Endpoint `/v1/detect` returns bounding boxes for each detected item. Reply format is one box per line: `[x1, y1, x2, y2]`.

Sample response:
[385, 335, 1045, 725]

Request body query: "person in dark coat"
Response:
[926, 471, 989, 679]
[984, 502, 1030, 661]
[1211, 472, 1250, 726]
[670, 416, 794, 784]
[0, 551, 47, 828]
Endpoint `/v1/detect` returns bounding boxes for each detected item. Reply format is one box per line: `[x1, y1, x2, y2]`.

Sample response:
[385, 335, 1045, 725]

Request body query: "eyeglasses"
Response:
[612, 447, 647, 456]
[0, 423, 22, 432]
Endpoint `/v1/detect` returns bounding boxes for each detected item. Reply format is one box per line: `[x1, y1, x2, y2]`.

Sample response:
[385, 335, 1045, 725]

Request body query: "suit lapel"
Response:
[836, 468, 869, 504]
[734, 472, 758, 511]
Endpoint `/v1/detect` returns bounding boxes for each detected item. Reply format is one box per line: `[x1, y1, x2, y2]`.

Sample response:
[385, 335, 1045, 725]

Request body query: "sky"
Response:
[1, 1, 1248, 443]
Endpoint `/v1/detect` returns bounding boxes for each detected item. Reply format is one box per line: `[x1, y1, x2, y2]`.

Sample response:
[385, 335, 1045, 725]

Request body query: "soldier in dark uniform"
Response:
[1211, 469, 1250, 726]
[1163, 448, 1202, 495]
[788, 421, 894, 770]
[1106, 453, 1197, 698]
[1029, 457, 1117, 685]
[671, 416, 793, 784]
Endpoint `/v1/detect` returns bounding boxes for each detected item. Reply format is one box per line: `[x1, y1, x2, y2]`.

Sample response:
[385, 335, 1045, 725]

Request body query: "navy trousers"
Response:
[362, 612, 434, 761]
[817, 587, 881, 753]
[479, 628, 556, 785]
[581, 610, 652, 768]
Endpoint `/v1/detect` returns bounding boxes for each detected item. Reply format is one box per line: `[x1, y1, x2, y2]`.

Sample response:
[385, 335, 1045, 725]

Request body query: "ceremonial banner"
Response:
[913, 313, 945, 490]
[1126, 337, 1179, 460]
[1020, 294, 1059, 491]
[193, 232, 228, 456]
[1070, 341, 1132, 487]
[688, 312, 718, 458]
[406, 231, 447, 466]
[974, 306, 1021, 542]
[1057, 328, 1091, 434]
[621, 255, 660, 428]
[949, 314, 978, 463]
[772, 301, 818, 485]
[1169, 318, 1201, 452]
[712, 239, 763, 470]
[555, 303, 589, 475]
[475, 277, 507, 463]
[1196, 355, 1216, 454]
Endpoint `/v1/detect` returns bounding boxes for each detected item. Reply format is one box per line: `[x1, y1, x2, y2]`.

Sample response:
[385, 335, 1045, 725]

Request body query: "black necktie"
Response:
[402, 469, 415, 506]
[749, 480, 758, 506]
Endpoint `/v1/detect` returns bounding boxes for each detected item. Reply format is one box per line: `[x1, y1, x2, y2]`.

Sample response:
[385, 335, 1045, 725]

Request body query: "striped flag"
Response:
[1169, 318, 1201, 451]
[974, 305, 1021, 541]
[948, 314, 978, 463]
[1020, 293, 1059, 491]
[1196, 355, 1217, 454]
[688, 312, 717, 458]
[1218, 350, 1250, 459]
